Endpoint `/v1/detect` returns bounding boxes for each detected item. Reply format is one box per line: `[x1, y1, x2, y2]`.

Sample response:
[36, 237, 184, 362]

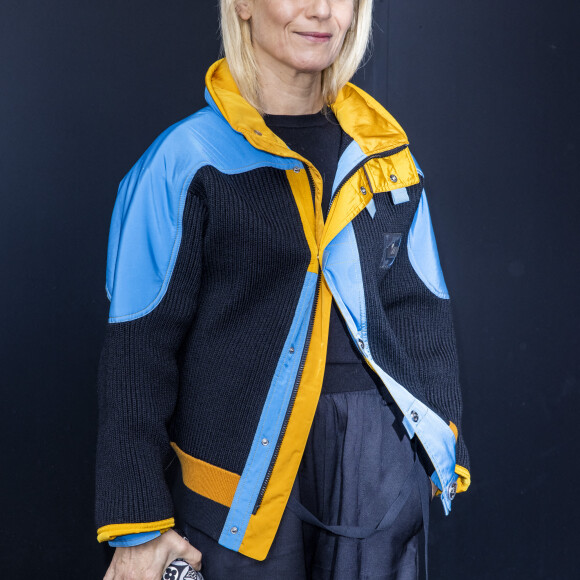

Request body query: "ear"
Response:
[235, 0, 253, 21]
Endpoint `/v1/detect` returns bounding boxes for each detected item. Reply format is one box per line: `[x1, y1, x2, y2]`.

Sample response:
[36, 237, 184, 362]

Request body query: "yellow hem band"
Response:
[171, 442, 240, 507]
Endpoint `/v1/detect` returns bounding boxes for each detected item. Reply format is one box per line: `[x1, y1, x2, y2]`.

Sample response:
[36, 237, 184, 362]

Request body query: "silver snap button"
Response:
[410, 411, 419, 423]
[231, 526, 238, 534]
[261, 438, 269, 446]
[448, 482, 457, 500]
[254, 130, 262, 136]
[358, 339, 365, 350]
[293, 167, 301, 173]
[360, 186, 367, 194]
[289, 347, 295, 354]
[390, 174, 398, 183]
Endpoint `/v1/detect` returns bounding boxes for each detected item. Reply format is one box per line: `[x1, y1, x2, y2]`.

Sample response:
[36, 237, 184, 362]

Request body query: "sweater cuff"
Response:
[109, 531, 162, 548]
[97, 517, 175, 543]
[455, 464, 471, 493]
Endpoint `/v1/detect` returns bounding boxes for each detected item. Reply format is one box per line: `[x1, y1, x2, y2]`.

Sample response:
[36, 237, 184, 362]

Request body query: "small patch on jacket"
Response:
[380, 233, 403, 269]
[391, 187, 410, 205]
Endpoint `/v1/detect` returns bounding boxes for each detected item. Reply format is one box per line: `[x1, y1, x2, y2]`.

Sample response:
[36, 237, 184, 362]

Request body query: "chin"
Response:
[291, 58, 334, 74]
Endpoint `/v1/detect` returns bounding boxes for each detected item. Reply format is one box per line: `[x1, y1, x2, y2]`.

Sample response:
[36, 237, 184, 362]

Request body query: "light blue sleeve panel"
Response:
[106, 104, 298, 323]
[109, 531, 161, 547]
[407, 190, 450, 299]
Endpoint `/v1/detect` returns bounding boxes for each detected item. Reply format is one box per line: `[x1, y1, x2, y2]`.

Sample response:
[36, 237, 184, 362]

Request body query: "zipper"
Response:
[252, 274, 322, 514]
[251, 144, 408, 514]
[329, 144, 409, 211]
[252, 165, 319, 514]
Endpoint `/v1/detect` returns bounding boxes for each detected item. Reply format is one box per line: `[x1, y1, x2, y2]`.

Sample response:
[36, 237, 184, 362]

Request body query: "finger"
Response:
[165, 543, 203, 572]
[184, 545, 203, 571]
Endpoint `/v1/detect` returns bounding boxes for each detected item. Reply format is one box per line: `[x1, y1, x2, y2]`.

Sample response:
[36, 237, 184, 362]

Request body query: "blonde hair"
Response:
[220, 0, 374, 112]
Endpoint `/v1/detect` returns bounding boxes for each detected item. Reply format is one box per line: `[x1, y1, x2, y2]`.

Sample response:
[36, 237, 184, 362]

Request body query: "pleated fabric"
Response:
[298, 386, 427, 580]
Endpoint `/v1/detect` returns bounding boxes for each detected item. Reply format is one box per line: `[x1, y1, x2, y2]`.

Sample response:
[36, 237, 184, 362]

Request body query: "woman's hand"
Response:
[431, 481, 438, 500]
[103, 529, 202, 580]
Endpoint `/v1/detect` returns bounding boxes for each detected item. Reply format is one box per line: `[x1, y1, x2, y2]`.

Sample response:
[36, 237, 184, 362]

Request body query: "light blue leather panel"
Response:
[322, 224, 368, 346]
[108, 531, 161, 547]
[371, 364, 458, 514]
[219, 271, 318, 551]
[331, 140, 366, 201]
[407, 191, 450, 299]
[322, 222, 457, 514]
[391, 187, 410, 205]
[106, 95, 299, 323]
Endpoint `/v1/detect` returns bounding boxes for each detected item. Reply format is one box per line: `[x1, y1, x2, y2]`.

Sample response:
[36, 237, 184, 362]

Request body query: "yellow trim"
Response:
[285, 169, 319, 271]
[239, 280, 332, 561]
[320, 151, 419, 253]
[363, 148, 419, 192]
[206, 59, 305, 160]
[170, 442, 240, 508]
[96, 518, 175, 543]
[455, 464, 471, 493]
[448, 424, 471, 492]
[331, 82, 410, 157]
[449, 421, 459, 441]
[321, 167, 368, 252]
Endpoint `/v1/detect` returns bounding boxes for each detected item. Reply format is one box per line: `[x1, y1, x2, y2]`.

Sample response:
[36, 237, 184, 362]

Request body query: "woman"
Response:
[96, 1, 471, 578]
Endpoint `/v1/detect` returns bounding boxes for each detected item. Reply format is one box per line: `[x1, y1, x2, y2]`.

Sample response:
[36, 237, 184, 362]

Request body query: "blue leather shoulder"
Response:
[407, 190, 450, 299]
[106, 100, 298, 323]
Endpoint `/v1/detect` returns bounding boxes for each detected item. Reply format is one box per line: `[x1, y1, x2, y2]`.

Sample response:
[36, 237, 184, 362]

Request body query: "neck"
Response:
[255, 54, 324, 115]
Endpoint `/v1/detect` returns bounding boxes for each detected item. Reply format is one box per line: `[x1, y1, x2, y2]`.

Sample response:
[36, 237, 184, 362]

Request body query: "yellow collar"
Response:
[205, 59, 410, 158]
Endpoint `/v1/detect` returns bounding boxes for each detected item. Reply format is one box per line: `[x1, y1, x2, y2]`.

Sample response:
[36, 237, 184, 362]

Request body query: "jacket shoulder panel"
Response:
[105, 107, 297, 323]
[407, 189, 450, 299]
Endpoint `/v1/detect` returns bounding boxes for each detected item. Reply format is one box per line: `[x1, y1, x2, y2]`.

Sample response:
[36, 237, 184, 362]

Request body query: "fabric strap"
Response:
[287, 451, 430, 577]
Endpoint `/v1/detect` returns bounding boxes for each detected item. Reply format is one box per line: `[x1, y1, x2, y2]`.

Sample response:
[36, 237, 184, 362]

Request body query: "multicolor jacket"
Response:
[95, 59, 471, 560]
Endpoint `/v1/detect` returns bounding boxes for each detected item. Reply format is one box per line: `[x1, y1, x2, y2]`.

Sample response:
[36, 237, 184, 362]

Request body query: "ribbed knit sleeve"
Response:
[406, 188, 470, 486]
[395, 276, 471, 482]
[95, 179, 207, 540]
[357, 174, 470, 493]
[385, 186, 470, 488]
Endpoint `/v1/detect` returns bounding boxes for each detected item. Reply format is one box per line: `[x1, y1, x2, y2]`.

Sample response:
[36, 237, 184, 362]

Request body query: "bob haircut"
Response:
[220, 0, 374, 113]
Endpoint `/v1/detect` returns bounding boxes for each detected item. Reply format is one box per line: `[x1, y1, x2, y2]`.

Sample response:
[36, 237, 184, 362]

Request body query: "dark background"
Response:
[1, 0, 578, 578]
